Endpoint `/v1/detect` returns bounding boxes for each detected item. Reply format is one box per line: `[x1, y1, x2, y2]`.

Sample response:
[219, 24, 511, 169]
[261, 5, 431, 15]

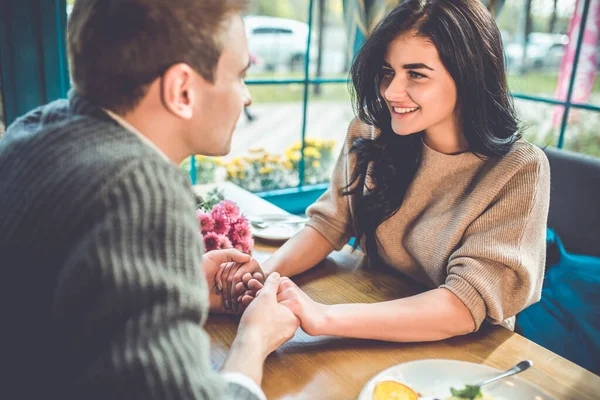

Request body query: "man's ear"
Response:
[160, 63, 202, 120]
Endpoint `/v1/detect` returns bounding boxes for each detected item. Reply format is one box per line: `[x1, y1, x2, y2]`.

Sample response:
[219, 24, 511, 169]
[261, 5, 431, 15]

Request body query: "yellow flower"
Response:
[283, 161, 294, 170]
[289, 151, 301, 162]
[305, 138, 321, 147]
[289, 141, 302, 151]
[259, 166, 274, 175]
[232, 157, 243, 166]
[304, 147, 321, 159]
[312, 160, 321, 168]
[249, 147, 265, 154]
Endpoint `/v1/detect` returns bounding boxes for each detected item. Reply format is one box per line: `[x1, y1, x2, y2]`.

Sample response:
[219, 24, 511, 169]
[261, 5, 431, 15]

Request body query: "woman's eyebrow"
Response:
[403, 63, 434, 71]
[381, 61, 434, 71]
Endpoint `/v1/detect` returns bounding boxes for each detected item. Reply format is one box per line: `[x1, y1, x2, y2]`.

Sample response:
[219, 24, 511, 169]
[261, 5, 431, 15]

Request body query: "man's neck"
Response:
[105, 108, 185, 164]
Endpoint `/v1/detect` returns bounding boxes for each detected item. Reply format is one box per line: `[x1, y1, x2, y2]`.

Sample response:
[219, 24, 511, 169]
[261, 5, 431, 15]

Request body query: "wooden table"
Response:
[196, 183, 600, 400]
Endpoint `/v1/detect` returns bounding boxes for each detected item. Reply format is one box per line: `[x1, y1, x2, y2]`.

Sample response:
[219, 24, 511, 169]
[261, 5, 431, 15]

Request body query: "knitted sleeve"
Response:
[51, 159, 259, 400]
[305, 118, 369, 250]
[441, 146, 551, 330]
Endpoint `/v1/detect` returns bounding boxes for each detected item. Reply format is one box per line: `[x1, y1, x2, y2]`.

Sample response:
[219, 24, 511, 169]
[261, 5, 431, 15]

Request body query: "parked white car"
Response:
[505, 33, 569, 71]
[244, 15, 312, 72]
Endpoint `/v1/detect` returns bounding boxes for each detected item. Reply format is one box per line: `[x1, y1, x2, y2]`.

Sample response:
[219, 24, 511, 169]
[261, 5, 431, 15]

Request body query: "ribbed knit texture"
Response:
[307, 118, 550, 330]
[0, 92, 258, 400]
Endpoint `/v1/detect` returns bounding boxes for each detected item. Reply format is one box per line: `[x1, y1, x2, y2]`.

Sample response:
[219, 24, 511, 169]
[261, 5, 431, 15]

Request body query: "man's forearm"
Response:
[221, 329, 266, 386]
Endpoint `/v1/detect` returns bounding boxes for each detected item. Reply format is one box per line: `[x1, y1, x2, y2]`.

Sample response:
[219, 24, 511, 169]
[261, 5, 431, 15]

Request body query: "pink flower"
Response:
[203, 231, 220, 252]
[235, 235, 254, 254]
[230, 217, 251, 244]
[211, 208, 231, 235]
[196, 209, 214, 233]
[218, 234, 233, 250]
[218, 200, 240, 220]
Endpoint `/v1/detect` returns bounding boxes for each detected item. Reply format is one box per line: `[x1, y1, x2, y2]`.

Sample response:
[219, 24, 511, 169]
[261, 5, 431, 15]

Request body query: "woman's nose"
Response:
[384, 76, 409, 101]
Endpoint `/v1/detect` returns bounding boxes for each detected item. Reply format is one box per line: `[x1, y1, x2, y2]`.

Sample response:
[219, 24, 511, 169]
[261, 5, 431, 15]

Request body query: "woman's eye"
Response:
[381, 69, 395, 77]
[409, 71, 426, 79]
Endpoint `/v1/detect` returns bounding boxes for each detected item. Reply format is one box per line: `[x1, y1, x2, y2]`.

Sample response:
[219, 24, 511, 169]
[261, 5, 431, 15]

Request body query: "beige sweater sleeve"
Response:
[306, 119, 368, 250]
[441, 146, 551, 330]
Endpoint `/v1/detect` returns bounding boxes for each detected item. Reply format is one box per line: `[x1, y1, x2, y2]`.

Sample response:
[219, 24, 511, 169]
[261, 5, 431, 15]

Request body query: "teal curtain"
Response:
[343, 0, 506, 61]
[0, 0, 69, 125]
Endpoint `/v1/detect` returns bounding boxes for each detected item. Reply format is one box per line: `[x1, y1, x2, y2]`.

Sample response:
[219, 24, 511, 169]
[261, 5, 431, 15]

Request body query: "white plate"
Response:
[249, 213, 306, 241]
[358, 359, 555, 400]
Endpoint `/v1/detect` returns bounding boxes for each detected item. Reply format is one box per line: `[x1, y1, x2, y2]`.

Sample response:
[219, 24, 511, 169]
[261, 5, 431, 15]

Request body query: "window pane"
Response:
[215, 84, 304, 192]
[309, 0, 350, 80]
[549, 0, 600, 158]
[497, 0, 576, 97]
[516, 98, 563, 148]
[564, 108, 600, 157]
[245, 1, 310, 80]
[558, 0, 600, 111]
[304, 83, 354, 184]
[67, 0, 74, 17]
[553, 0, 600, 108]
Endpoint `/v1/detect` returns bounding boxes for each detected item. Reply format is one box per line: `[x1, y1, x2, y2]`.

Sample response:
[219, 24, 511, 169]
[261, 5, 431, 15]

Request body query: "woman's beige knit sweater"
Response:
[306, 118, 551, 330]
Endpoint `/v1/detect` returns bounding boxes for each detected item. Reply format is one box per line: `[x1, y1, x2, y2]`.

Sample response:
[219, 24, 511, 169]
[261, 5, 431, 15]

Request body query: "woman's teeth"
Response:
[393, 107, 419, 114]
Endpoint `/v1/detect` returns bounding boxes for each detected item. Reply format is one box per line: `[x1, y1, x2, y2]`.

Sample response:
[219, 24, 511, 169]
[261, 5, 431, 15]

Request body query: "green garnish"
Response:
[450, 385, 482, 399]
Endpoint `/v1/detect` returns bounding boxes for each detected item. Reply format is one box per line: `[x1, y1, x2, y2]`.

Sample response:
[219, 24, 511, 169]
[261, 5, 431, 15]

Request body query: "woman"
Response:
[254, 0, 549, 342]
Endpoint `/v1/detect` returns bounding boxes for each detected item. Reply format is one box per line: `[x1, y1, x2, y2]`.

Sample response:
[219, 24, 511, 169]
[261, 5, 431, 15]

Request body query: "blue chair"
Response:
[517, 229, 600, 373]
[516, 148, 600, 374]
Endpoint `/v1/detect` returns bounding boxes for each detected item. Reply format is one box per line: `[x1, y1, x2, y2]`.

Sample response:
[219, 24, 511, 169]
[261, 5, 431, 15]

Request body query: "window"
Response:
[208, 0, 352, 199]
[55, 0, 599, 207]
[498, 0, 600, 157]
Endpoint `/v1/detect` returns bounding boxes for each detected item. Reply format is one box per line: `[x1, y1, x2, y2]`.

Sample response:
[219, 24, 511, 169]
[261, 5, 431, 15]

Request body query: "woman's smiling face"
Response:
[379, 32, 458, 138]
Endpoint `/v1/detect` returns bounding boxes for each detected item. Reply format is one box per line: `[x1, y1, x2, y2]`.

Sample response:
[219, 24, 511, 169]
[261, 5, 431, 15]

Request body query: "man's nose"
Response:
[243, 82, 252, 107]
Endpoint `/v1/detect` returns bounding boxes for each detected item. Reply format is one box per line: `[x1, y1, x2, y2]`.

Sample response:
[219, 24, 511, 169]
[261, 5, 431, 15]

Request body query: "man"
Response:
[0, 0, 298, 399]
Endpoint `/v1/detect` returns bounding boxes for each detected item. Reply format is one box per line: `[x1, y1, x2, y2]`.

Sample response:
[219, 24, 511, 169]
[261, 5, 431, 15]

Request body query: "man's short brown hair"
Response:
[67, 0, 248, 113]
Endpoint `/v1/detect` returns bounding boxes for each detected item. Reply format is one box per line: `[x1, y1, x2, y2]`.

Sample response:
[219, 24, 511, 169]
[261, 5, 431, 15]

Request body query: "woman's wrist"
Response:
[260, 257, 276, 275]
[315, 303, 335, 336]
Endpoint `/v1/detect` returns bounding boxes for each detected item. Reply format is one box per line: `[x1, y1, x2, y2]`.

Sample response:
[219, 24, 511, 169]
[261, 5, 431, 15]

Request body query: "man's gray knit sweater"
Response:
[0, 92, 259, 400]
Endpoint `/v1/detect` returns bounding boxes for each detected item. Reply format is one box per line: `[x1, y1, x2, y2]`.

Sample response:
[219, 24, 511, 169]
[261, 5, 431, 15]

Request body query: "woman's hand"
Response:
[276, 277, 329, 336]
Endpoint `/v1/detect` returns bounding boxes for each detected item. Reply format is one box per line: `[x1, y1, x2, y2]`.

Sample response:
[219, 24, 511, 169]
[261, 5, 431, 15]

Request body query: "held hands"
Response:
[203, 249, 266, 314]
[207, 251, 326, 336]
[276, 277, 328, 336]
[237, 273, 301, 357]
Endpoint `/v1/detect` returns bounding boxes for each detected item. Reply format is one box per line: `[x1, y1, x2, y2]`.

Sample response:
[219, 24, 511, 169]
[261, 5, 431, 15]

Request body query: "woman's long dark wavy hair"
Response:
[344, 0, 520, 265]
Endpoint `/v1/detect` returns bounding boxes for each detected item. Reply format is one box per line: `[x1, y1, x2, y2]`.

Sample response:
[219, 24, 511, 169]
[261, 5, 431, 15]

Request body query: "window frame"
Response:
[0, 0, 597, 214]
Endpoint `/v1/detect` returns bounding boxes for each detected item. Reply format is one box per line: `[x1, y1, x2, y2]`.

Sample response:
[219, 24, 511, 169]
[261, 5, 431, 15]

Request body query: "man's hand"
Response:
[221, 272, 300, 385]
[216, 257, 265, 314]
[203, 249, 257, 314]
[237, 272, 300, 357]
